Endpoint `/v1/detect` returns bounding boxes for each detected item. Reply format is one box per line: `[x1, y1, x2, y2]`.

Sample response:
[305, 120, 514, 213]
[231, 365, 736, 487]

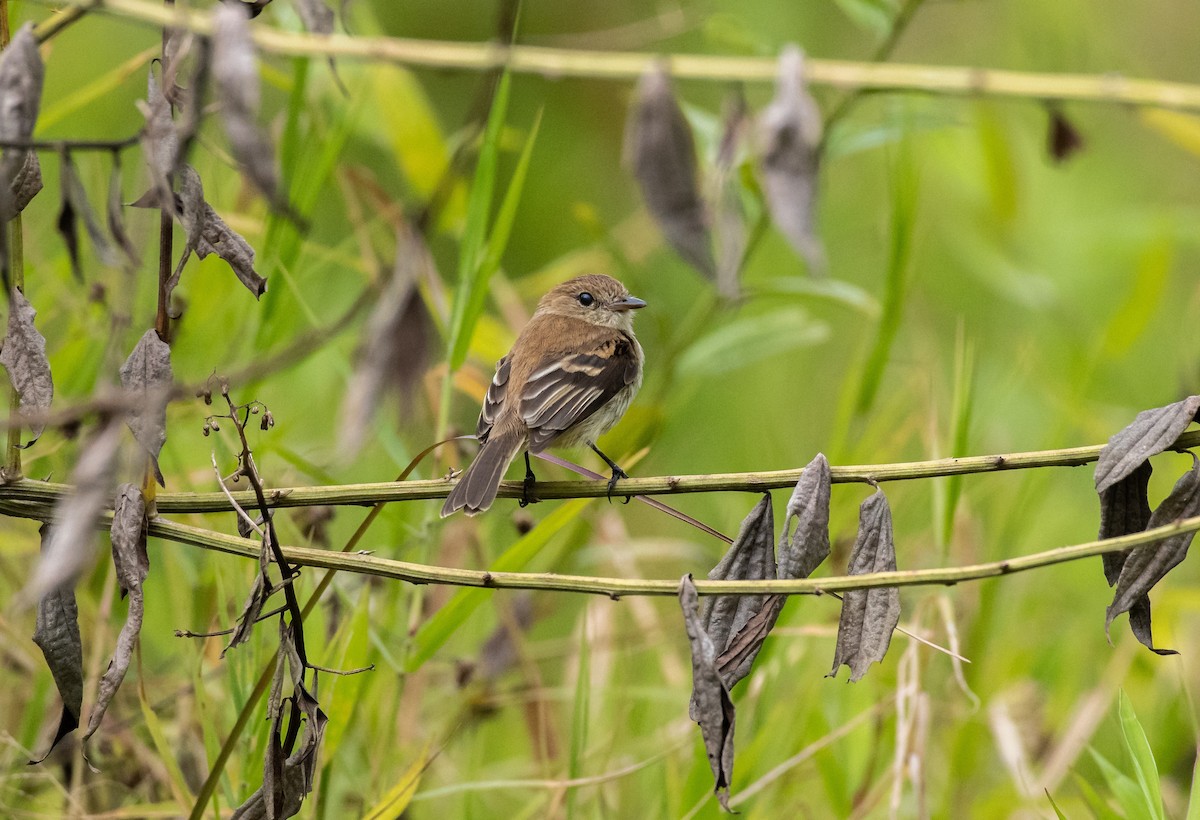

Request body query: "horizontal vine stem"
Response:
[2, 429, 1196, 513]
[32, 0, 1200, 114]
[1, 498, 1196, 597]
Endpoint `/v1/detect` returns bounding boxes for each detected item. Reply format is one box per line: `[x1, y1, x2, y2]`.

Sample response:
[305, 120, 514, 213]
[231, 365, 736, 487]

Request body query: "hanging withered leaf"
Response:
[119, 329, 173, 486]
[713, 91, 749, 298]
[213, 3, 283, 206]
[1106, 455, 1200, 650]
[679, 574, 735, 812]
[1046, 105, 1084, 164]
[82, 484, 148, 742]
[136, 64, 180, 219]
[26, 418, 123, 606]
[58, 152, 120, 278]
[625, 63, 716, 278]
[0, 288, 54, 448]
[1095, 395, 1200, 493]
[339, 221, 434, 455]
[758, 45, 826, 276]
[30, 523, 84, 763]
[829, 488, 901, 682]
[106, 155, 140, 270]
[700, 494, 776, 692]
[778, 452, 832, 580]
[7, 151, 43, 217]
[1097, 462, 1161, 652]
[294, 0, 334, 35]
[0, 24, 45, 282]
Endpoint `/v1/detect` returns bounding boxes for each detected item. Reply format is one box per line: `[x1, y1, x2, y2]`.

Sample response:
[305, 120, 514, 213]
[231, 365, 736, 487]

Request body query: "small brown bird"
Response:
[441, 274, 646, 517]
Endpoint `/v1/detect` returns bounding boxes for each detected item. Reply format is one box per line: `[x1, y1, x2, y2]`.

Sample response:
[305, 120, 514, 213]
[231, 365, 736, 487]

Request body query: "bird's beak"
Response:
[610, 295, 647, 312]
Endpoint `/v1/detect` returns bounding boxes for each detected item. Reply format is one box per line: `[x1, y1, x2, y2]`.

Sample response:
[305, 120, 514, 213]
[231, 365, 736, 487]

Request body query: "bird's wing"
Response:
[476, 355, 510, 441]
[520, 332, 639, 452]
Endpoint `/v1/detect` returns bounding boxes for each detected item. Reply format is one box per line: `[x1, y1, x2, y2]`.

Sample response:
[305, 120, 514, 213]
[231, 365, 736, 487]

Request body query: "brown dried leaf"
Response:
[82, 484, 148, 742]
[1095, 395, 1200, 493]
[30, 523, 83, 762]
[829, 489, 900, 682]
[701, 494, 775, 691]
[213, 3, 281, 204]
[778, 452, 832, 580]
[758, 45, 826, 275]
[679, 574, 735, 811]
[626, 64, 715, 278]
[339, 222, 434, 454]
[1047, 106, 1084, 163]
[1106, 457, 1200, 650]
[0, 288, 53, 445]
[119, 330, 173, 486]
[27, 419, 122, 603]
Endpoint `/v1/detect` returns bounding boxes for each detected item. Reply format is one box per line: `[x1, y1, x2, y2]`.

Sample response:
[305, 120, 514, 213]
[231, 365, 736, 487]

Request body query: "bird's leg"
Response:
[519, 451, 538, 507]
[589, 443, 631, 504]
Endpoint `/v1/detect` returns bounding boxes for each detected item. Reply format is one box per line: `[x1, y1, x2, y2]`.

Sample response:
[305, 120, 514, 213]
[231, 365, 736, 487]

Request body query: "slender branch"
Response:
[0, 497, 1196, 597]
[0, 135, 141, 152]
[3, 429, 1195, 512]
[28, 0, 1200, 114]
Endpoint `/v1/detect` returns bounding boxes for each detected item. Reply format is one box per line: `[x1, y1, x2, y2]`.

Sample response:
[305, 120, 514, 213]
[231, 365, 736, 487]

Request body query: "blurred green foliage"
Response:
[2, 0, 1200, 817]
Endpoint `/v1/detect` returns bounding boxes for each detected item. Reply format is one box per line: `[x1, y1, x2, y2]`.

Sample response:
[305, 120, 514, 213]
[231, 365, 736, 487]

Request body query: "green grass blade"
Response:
[1118, 689, 1165, 820]
[1089, 745, 1154, 820]
[445, 72, 513, 372]
[405, 498, 589, 672]
[1185, 752, 1200, 820]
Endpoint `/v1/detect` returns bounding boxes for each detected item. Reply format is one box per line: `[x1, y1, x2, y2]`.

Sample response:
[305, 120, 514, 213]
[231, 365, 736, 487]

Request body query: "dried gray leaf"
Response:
[165, 165, 208, 297]
[294, 0, 334, 35]
[829, 489, 900, 682]
[0, 288, 53, 445]
[213, 3, 281, 204]
[7, 151, 43, 217]
[137, 65, 179, 218]
[26, 419, 123, 604]
[106, 156, 139, 270]
[626, 64, 715, 278]
[758, 45, 826, 275]
[1106, 457, 1200, 649]
[700, 494, 775, 692]
[198, 202, 267, 298]
[778, 452, 832, 580]
[30, 523, 83, 762]
[119, 329, 173, 486]
[56, 163, 81, 281]
[713, 92, 749, 298]
[0, 25, 43, 145]
[224, 571, 269, 656]
[1095, 396, 1200, 493]
[679, 574, 734, 811]
[82, 484, 148, 742]
[1098, 460, 1152, 587]
[60, 153, 120, 273]
[339, 222, 434, 454]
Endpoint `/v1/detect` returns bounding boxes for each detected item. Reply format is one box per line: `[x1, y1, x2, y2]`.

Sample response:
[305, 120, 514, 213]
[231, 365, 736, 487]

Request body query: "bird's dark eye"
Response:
[577, 292, 594, 307]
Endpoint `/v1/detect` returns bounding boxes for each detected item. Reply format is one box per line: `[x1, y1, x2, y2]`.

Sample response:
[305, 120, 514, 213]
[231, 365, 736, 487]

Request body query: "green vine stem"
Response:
[28, 0, 1200, 114]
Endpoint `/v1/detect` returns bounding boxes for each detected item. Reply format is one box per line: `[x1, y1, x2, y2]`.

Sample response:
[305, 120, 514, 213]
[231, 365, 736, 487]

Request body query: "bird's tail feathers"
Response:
[440, 431, 524, 517]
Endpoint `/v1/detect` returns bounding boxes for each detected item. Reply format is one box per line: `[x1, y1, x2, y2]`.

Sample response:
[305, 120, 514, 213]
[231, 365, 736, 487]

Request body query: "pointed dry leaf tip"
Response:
[1095, 396, 1200, 493]
[1105, 455, 1200, 654]
[779, 452, 832, 580]
[137, 64, 179, 218]
[679, 574, 735, 812]
[27, 420, 123, 604]
[1047, 107, 1084, 163]
[759, 45, 827, 275]
[30, 525, 84, 763]
[0, 288, 54, 445]
[213, 2, 282, 205]
[83, 484, 148, 743]
[120, 330, 173, 487]
[339, 224, 434, 455]
[829, 489, 901, 682]
[198, 200, 267, 297]
[626, 63, 716, 278]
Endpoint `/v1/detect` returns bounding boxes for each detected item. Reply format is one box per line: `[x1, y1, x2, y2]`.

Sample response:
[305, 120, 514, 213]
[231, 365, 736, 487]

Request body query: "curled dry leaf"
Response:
[26, 419, 123, 603]
[83, 484, 148, 742]
[120, 329, 173, 486]
[30, 523, 84, 762]
[213, 3, 282, 205]
[758, 45, 826, 275]
[7, 151, 43, 217]
[1095, 395, 1200, 493]
[1106, 456, 1200, 650]
[829, 489, 901, 682]
[626, 63, 716, 278]
[339, 222, 434, 455]
[778, 452, 832, 580]
[0, 288, 54, 446]
[1097, 462, 1160, 652]
[701, 493, 775, 691]
[0, 24, 44, 279]
[679, 574, 735, 812]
